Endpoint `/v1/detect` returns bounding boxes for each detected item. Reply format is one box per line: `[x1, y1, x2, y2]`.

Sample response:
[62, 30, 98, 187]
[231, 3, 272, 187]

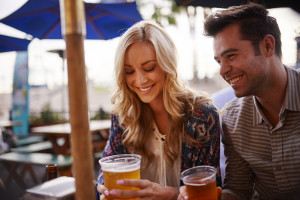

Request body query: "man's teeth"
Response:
[229, 76, 241, 85]
[139, 86, 152, 92]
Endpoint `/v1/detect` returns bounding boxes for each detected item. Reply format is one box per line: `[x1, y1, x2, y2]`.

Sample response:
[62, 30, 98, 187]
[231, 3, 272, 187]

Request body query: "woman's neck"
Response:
[150, 101, 169, 135]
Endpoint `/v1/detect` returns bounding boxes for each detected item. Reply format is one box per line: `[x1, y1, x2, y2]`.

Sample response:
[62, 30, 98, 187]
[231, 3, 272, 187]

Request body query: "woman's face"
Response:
[124, 41, 165, 106]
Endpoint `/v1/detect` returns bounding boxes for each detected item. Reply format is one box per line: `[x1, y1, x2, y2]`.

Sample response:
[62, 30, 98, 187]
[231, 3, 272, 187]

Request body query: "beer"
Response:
[45, 164, 58, 181]
[184, 177, 217, 200]
[99, 154, 141, 200]
[181, 166, 217, 200]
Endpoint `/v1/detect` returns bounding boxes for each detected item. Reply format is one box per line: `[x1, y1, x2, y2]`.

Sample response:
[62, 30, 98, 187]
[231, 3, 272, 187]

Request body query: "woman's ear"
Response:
[261, 34, 275, 57]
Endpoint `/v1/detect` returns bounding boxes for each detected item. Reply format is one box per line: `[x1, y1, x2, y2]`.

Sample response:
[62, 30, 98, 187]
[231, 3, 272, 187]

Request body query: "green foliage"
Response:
[138, 0, 181, 27]
[90, 108, 111, 120]
[30, 104, 66, 123]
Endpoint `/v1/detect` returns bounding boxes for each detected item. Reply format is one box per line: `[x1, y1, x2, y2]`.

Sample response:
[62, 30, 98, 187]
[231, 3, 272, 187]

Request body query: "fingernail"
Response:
[117, 180, 124, 185]
[110, 190, 117, 195]
[104, 190, 109, 196]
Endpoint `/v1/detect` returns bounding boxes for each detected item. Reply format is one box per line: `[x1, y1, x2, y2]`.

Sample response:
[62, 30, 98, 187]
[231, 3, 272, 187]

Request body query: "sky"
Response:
[0, 0, 299, 93]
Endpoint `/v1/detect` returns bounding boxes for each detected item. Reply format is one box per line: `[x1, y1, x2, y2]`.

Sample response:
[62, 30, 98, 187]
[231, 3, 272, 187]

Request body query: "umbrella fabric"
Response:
[85, 3, 143, 39]
[175, 0, 300, 12]
[0, 35, 31, 52]
[0, 0, 142, 40]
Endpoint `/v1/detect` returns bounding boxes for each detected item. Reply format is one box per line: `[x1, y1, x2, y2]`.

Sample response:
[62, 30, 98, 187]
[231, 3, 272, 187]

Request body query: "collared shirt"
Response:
[221, 66, 300, 200]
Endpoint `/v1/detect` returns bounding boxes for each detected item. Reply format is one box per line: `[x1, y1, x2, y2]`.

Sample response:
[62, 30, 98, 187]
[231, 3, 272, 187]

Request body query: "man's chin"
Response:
[233, 89, 243, 98]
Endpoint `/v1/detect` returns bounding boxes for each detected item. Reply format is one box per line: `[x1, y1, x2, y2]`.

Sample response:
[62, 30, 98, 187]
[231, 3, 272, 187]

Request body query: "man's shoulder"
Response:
[223, 96, 253, 111]
[221, 96, 254, 120]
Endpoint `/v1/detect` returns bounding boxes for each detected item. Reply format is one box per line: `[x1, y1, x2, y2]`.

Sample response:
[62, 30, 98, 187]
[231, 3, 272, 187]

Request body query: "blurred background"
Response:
[0, 1, 299, 199]
[0, 0, 299, 130]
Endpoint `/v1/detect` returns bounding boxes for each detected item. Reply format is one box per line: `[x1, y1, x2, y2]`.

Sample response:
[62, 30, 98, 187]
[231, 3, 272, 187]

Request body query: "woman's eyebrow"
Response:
[141, 60, 157, 66]
[124, 59, 157, 67]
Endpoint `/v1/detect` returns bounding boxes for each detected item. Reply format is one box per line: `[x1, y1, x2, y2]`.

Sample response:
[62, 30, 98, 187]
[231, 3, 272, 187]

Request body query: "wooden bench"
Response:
[10, 138, 66, 154]
[0, 152, 72, 189]
[10, 141, 53, 153]
[14, 135, 45, 147]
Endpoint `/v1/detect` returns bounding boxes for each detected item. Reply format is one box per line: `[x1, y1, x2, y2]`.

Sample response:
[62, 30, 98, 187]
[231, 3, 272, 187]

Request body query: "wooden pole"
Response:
[59, 0, 95, 199]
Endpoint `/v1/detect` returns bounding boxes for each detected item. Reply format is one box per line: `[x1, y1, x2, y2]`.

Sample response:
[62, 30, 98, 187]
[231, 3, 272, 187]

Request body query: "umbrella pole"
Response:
[59, 0, 95, 199]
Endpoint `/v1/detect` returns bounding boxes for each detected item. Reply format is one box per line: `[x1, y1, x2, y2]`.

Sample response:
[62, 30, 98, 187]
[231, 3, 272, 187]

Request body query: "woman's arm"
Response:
[105, 179, 179, 200]
[96, 114, 127, 199]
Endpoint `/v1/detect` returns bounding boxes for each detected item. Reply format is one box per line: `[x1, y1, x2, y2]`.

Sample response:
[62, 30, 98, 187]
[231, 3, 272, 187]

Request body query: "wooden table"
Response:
[0, 120, 22, 128]
[0, 152, 72, 189]
[31, 120, 111, 155]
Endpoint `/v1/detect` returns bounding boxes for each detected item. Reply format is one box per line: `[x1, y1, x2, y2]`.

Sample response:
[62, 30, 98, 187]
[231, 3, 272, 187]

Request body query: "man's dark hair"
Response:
[204, 3, 282, 59]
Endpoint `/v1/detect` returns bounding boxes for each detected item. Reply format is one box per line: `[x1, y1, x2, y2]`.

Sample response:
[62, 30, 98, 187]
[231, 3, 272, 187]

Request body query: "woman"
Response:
[96, 20, 221, 200]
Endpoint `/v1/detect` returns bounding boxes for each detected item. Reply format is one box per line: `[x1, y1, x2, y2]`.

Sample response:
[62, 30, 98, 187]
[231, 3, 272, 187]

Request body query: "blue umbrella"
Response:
[0, 0, 142, 40]
[0, 34, 31, 52]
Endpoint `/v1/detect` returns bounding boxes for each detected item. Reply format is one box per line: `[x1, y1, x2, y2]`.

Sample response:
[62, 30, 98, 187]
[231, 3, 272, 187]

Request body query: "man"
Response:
[204, 3, 300, 200]
[178, 3, 300, 200]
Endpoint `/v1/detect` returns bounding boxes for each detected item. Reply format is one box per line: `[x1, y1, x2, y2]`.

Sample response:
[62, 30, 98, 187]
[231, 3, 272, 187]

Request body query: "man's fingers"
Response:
[217, 187, 222, 199]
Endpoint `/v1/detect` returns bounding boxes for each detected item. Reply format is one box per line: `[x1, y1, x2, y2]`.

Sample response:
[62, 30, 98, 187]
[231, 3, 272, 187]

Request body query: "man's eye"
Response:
[228, 54, 235, 60]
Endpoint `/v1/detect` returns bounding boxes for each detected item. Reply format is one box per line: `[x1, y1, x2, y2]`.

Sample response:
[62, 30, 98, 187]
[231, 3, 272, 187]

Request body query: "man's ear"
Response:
[261, 34, 275, 57]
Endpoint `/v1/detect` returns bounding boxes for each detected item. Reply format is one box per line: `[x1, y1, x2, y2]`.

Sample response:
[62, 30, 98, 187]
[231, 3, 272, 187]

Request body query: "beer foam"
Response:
[102, 164, 140, 173]
[182, 175, 214, 186]
[100, 154, 141, 172]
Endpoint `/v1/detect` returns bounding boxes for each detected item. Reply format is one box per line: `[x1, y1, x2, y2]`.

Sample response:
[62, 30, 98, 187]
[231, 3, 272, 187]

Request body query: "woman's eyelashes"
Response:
[124, 65, 156, 75]
[125, 69, 134, 74]
[144, 65, 155, 72]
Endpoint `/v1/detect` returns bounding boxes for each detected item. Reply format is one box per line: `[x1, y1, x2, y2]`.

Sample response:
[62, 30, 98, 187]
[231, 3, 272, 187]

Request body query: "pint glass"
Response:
[99, 154, 141, 200]
[181, 166, 217, 200]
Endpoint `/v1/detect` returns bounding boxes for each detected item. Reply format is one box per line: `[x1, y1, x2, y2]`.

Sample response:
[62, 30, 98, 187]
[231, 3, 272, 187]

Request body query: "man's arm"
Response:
[222, 193, 239, 200]
[221, 112, 255, 200]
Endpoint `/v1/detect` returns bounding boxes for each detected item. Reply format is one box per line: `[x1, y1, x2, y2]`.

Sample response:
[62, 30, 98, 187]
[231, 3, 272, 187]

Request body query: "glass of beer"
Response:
[181, 166, 217, 200]
[99, 154, 141, 200]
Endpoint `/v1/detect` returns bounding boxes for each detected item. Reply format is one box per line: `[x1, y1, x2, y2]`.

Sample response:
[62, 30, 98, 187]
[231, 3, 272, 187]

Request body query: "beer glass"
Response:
[181, 166, 217, 200]
[99, 154, 141, 200]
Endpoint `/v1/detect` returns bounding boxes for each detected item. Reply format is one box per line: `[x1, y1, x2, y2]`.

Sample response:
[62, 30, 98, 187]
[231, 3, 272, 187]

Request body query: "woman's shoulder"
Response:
[189, 99, 218, 117]
[110, 113, 126, 133]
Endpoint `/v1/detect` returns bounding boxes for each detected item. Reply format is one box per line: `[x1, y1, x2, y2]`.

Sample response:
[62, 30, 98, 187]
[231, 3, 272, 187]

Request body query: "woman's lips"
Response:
[138, 85, 154, 93]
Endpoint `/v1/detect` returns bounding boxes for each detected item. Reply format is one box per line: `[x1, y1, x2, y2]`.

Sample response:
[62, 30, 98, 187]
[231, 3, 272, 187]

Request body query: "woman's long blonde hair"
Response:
[111, 20, 212, 167]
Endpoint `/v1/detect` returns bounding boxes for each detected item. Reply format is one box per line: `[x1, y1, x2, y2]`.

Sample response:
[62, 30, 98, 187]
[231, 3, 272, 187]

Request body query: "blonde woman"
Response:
[96, 20, 221, 200]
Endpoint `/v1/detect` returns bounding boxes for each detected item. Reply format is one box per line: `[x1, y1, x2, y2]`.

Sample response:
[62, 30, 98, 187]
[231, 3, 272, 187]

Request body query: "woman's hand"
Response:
[96, 184, 108, 200]
[104, 179, 179, 200]
[177, 186, 222, 200]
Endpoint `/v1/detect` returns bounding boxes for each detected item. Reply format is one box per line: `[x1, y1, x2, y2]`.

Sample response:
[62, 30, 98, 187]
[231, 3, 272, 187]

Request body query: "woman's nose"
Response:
[136, 72, 147, 84]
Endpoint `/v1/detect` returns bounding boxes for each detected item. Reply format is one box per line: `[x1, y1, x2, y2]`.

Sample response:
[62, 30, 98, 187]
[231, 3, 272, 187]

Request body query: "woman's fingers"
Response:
[117, 179, 151, 189]
[97, 184, 108, 194]
[177, 186, 188, 200]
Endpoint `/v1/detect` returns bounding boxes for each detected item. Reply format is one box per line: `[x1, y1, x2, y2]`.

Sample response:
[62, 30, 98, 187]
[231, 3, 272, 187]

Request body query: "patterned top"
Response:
[96, 102, 221, 199]
[221, 66, 300, 200]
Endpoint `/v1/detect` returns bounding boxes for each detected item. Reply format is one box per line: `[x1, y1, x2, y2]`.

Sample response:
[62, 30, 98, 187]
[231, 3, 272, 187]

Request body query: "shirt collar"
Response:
[252, 66, 300, 126]
[253, 96, 263, 126]
[283, 66, 300, 112]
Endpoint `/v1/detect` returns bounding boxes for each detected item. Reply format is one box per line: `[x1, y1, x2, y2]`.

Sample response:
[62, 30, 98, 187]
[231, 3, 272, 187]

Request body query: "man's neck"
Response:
[256, 65, 287, 127]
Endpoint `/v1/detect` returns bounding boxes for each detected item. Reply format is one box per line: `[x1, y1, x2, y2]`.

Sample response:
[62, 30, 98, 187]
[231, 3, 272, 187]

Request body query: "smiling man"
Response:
[204, 3, 300, 200]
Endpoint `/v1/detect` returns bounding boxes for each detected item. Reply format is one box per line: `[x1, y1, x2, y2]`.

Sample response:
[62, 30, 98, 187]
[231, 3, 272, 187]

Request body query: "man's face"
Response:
[213, 24, 270, 98]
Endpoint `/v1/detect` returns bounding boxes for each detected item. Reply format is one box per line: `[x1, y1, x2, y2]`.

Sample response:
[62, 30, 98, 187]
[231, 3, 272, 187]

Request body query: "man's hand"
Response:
[177, 186, 222, 200]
